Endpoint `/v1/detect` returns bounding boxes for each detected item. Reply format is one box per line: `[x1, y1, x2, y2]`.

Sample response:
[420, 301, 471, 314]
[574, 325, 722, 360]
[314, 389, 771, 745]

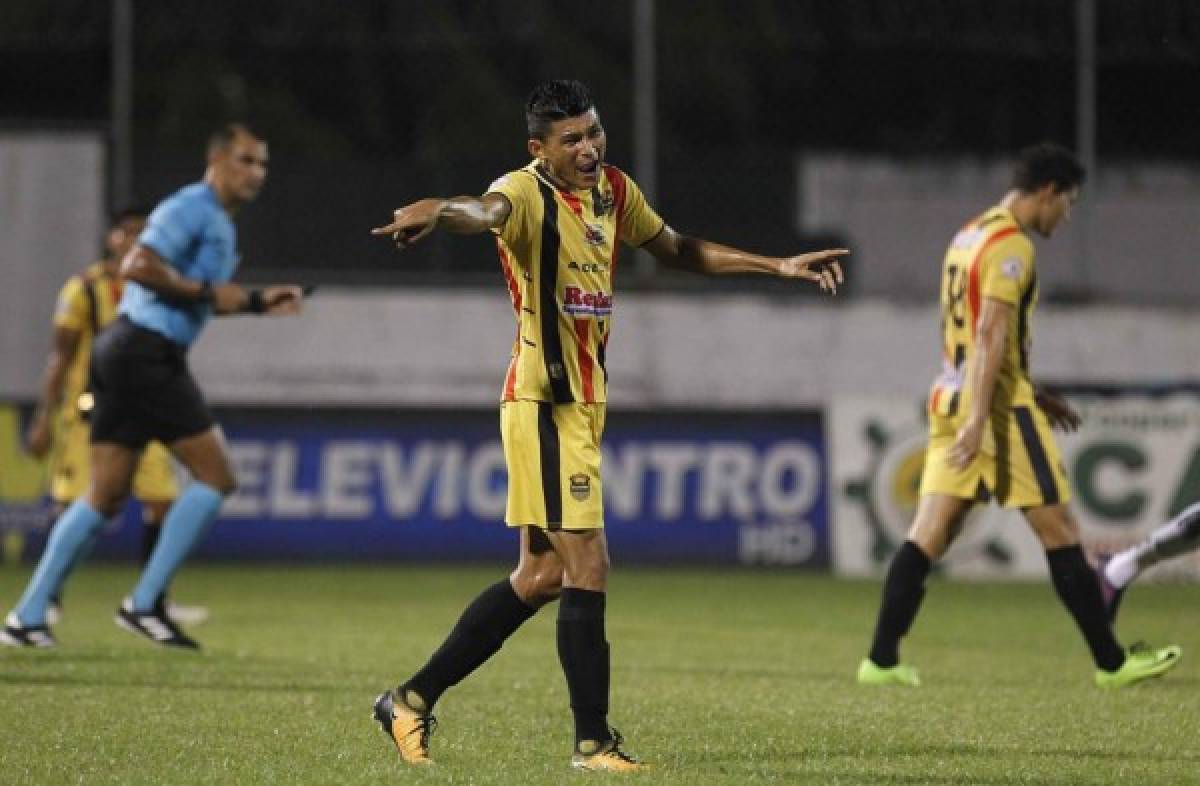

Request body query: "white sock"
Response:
[1104, 549, 1140, 589]
[1105, 501, 1200, 589]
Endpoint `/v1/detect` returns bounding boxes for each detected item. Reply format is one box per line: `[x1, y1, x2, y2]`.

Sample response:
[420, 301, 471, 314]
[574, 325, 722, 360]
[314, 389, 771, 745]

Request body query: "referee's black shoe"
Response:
[0, 612, 57, 648]
[115, 598, 200, 650]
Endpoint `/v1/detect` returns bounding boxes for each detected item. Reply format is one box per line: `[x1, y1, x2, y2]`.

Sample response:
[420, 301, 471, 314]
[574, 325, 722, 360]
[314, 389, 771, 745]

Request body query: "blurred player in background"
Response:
[857, 143, 1181, 689]
[1, 123, 304, 651]
[369, 78, 847, 772]
[22, 207, 207, 627]
[1100, 500, 1200, 620]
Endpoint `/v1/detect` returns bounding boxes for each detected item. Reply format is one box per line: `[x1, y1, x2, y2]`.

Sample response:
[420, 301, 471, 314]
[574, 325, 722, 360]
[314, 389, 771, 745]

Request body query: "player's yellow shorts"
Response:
[500, 400, 605, 530]
[919, 403, 1070, 508]
[50, 414, 178, 503]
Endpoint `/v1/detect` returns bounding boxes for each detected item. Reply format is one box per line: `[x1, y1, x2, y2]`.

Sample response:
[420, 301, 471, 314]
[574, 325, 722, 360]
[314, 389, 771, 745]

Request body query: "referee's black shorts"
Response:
[89, 315, 215, 448]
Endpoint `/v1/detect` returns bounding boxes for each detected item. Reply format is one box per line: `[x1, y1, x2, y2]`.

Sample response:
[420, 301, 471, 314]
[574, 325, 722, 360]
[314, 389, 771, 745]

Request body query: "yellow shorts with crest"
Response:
[918, 404, 1071, 509]
[500, 401, 605, 530]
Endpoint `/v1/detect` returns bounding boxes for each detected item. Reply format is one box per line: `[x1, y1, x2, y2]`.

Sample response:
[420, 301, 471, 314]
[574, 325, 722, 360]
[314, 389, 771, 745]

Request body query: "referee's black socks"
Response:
[401, 578, 537, 711]
[557, 587, 611, 749]
[868, 540, 932, 668]
[1045, 544, 1124, 672]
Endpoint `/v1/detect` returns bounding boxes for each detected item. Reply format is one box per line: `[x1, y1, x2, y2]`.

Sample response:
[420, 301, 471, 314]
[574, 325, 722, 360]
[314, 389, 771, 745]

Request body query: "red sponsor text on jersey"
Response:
[563, 286, 613, 318]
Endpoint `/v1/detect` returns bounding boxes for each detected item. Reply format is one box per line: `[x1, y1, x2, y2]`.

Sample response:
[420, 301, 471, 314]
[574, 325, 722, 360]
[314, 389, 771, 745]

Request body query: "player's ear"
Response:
[527, 138, 544, 160]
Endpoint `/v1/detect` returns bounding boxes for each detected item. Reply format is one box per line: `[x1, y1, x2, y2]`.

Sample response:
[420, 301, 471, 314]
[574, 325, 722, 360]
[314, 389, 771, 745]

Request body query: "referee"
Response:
[2, 124, 305, 650]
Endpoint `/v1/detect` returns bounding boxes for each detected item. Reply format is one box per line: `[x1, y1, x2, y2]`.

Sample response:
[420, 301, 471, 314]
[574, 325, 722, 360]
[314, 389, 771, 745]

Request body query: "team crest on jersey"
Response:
[569, 473, 592, 501]
[563, 286, 613, 318]
[583, 223, 606, 246]
[1000, 256, 1023, 280]
[595, 189, 615, 218]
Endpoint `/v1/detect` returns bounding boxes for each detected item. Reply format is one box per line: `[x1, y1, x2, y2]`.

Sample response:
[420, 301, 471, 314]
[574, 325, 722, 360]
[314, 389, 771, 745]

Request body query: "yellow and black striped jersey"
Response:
[486, 161, 664, 403]
[928, 206, 1039, 420]
[52, 262, 123, 424]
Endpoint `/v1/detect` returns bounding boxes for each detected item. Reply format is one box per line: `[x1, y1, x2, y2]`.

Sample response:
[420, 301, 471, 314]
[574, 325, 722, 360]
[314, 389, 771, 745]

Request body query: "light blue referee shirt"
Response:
[119, 182, 240, 347]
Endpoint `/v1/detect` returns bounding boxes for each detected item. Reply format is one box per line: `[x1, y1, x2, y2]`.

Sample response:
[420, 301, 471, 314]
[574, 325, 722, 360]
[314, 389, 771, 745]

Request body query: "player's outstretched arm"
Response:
[121, 245, 304, 317]
[371, 194, 512, 251]
[641, 225, 848, 294]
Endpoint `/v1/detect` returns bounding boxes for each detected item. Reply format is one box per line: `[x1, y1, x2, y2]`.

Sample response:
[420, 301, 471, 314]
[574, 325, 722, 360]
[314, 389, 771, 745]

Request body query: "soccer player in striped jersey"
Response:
[369, 79, 847, 772]
[857, 143, 1181, 690]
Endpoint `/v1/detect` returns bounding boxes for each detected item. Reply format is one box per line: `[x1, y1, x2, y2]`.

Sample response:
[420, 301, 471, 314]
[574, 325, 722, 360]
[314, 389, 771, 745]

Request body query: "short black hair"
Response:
[1011, 143, 1086, 194]
[525, 80, 594, 140]
[109, 205, 148, 226]
[207, 122, 260, 155]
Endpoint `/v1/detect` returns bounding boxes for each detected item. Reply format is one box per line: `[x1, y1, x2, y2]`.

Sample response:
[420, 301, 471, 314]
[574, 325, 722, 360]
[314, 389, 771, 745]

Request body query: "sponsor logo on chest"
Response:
[563, 286, 613, 318]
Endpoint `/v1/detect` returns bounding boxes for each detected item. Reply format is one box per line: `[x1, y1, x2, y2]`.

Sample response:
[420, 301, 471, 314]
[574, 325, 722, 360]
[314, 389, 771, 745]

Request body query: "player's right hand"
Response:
[260, 285, 305, 316]
[370, 199, 445, 250]
[947, 417, 985, 470]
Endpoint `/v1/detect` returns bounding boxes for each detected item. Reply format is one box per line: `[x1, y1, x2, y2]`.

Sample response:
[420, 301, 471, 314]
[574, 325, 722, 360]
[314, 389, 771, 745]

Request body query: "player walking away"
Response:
[1, 124, 305, 651]
[368, 79, 847, 772]
[856, 143, 1181, 689]
[21, 207, 207, 628]
[1100, 500, 1200, 621]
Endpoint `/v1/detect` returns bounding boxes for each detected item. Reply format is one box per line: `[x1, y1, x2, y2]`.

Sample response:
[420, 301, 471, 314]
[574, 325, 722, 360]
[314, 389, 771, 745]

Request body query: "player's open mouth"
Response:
[578, 160, 599, 177]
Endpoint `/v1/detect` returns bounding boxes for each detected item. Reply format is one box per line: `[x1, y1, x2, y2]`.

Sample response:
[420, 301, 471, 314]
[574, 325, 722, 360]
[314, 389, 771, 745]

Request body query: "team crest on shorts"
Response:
[569, 473, 591, 501]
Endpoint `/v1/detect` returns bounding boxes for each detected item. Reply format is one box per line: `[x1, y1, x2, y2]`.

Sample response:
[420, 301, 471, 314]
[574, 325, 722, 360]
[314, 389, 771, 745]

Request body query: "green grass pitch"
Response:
[1, 564, 1198, 785]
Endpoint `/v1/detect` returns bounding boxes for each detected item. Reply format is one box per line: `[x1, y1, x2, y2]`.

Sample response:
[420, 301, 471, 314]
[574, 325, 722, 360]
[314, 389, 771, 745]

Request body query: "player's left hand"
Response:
[779, 249, 849, 294]
[948, 417, 985, 470]
[260, 285, 305, 316]
[1035, 388, 1082, 432]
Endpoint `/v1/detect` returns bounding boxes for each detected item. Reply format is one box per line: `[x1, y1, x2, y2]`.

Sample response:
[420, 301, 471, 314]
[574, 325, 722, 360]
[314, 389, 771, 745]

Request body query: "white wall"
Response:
[0, 132, 105, 398]
[798, 154, 1200, 304]
[188, 289, 1200, 407]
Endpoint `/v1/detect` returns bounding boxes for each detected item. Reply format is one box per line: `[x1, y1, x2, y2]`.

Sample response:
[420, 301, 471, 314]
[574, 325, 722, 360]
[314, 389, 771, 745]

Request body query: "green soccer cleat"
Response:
[1095, 643, 1182, 689]
[856, 658, 921, 687]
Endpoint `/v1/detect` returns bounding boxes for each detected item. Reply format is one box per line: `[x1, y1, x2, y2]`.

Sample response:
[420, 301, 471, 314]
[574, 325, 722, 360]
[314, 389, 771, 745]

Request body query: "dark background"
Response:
[4, 0, 1197, 284]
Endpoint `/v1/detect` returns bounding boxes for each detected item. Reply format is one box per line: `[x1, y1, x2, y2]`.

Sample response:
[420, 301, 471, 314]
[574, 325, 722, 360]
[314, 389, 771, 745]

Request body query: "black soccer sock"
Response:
[400, 579, 537, 712]
[557, 587, 611, 749]
[1045, 545, 1125, 672]
[868, 540, 932, 668]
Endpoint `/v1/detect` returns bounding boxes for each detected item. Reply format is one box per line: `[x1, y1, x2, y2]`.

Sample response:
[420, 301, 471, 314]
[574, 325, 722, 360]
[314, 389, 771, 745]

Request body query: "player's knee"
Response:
[906, 522, 949, 561]
[1030, 509, 1079, 549]
[564, 551, 610, 590]
[510, 566, 563, 607]
[214, 473, 238, 497]
[195, 468, 237, 497]
[87, 489, 128, 518]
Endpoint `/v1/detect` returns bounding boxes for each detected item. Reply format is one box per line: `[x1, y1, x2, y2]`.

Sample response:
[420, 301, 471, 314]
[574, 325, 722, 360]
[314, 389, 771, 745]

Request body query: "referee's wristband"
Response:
[196, 280, 214, 303]
[245, 288, 267, 314]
